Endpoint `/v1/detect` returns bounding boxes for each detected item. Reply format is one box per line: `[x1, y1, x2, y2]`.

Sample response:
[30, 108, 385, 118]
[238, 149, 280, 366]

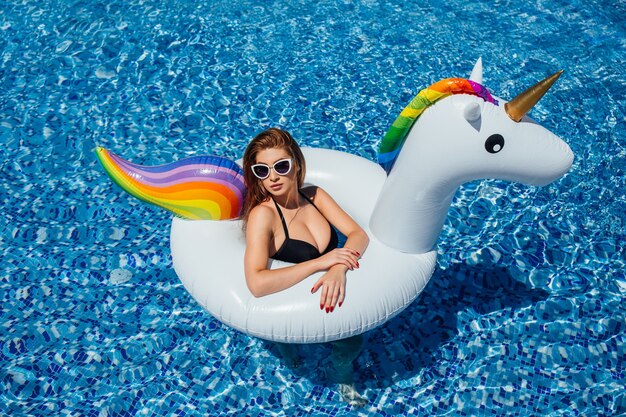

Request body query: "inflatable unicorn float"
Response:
[97, 59, 574, 343]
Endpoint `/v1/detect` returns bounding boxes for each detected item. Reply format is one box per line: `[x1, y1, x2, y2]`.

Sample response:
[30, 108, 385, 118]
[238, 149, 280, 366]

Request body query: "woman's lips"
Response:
[270, 184, 282, 191]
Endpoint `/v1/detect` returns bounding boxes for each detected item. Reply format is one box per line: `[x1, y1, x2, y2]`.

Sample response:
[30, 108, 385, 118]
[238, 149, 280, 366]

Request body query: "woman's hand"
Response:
[310, 248, 360, 312]
[311, 266, 348, 313]
[314, 248, 360, 272]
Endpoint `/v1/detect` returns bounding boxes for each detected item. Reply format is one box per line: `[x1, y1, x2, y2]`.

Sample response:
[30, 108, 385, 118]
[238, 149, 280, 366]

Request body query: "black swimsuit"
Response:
[270, 190, 339, 264]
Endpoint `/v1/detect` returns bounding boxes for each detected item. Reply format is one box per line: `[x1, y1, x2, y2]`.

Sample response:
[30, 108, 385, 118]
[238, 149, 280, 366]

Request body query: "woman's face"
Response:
[254, 147, 298, 198]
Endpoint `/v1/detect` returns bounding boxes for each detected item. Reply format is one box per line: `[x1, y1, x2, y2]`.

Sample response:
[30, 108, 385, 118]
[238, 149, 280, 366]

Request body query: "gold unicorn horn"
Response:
[505, 70, 563, 122]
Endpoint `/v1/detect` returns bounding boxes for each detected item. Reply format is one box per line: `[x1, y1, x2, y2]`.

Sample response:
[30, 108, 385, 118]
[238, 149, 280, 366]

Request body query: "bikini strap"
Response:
[271, 197, 289, 239]
[272, 190, 317, 238]
[299, 189, 320, 212]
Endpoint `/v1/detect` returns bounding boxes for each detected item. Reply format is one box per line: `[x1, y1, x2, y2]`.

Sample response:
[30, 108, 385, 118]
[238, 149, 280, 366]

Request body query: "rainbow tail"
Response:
[95, 148, 246, 220]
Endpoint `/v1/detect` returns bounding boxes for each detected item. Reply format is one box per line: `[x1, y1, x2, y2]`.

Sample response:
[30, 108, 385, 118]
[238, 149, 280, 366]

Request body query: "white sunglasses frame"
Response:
[250, 158, 293, 180]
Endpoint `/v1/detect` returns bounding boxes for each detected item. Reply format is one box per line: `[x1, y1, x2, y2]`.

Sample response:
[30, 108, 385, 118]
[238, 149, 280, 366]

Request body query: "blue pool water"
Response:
[1, 0, 625, 415]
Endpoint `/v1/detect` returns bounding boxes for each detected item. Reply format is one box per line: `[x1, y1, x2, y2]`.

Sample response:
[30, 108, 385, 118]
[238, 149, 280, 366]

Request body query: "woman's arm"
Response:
[307, 187, 370, 311]
[244, 204, 359, 297]
[306, 186, 369, 260]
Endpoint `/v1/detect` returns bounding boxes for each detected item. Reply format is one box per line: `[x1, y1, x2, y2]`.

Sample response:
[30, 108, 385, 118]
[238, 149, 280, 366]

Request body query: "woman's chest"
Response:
[272, 206, 331, 252]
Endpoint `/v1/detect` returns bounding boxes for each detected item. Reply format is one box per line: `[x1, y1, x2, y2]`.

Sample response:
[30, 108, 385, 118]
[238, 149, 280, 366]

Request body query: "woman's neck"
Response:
[271, 188, 301, 209]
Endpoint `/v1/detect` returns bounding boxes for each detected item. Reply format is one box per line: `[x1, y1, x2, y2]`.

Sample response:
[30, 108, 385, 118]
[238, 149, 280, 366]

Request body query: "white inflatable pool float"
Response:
[97, 60, 574, 343]
[170, 148, 437, 343]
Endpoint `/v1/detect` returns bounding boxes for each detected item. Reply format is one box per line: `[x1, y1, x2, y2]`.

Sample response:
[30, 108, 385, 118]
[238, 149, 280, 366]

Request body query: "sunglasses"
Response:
[251, 158, 293, 180]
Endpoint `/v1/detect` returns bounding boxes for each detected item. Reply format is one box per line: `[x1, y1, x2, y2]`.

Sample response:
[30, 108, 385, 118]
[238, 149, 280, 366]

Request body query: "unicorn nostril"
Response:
[485, 134, 505, 154]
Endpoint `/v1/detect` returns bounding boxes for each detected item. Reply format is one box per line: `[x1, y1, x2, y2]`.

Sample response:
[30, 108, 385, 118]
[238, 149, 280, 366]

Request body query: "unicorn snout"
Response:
[521, 136, 574, 186]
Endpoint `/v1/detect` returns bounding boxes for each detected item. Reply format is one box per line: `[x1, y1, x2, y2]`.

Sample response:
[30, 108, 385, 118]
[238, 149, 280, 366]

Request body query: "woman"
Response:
[242, 128, 369, 405]
[242, 128, 369, 312]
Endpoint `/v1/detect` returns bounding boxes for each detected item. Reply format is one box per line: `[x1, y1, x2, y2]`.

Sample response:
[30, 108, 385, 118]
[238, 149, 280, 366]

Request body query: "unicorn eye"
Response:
[485, 134, 505, 154]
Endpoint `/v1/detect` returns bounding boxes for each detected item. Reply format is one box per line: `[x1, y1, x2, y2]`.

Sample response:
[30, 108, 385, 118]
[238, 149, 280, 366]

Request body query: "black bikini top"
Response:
[270, 190, 339, 264]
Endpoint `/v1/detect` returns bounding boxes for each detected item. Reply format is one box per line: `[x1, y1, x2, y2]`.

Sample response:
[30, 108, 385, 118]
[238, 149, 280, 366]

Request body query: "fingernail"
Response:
[330, 306, 334, 312]
[320, 304, 324, 310]
[339, 301, 343, 307]
[311, 287, 314, 293]
[356, 252, 361, 256]
[356, 262, 360, 268]
[326, 307, 329, 313]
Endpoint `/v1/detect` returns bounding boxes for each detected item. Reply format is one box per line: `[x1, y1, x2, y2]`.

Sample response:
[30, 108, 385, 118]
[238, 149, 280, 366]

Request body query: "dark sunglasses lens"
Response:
[252, 166, 269, 178]
[274, 160, 291, 174]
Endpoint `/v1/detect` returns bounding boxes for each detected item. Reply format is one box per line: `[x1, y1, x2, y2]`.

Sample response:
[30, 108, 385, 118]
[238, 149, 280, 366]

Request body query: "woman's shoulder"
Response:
[248, 201, 276, 226]
[301, 185, 330, 202]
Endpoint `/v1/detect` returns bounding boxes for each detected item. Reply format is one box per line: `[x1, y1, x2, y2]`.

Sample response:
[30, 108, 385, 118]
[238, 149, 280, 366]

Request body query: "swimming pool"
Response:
[1, 0, 624, 415]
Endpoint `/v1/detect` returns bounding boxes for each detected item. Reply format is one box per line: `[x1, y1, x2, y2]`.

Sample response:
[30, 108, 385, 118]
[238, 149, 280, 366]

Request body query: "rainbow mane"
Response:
[378, 78, 499, 173]
[95, 148, 245, 220]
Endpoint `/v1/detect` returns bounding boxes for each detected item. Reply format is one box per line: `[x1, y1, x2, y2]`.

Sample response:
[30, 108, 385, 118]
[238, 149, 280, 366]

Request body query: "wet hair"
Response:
[241, 128, 306, 229]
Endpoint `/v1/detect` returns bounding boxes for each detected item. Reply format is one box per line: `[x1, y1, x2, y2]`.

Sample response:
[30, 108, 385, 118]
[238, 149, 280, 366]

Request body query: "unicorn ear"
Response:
[469, 57, 483, 84]
[464, 102, 482, 122]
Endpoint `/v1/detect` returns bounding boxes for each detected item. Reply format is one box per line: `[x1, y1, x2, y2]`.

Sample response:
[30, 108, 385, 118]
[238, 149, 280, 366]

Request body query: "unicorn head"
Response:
[370, 59, 574, 254]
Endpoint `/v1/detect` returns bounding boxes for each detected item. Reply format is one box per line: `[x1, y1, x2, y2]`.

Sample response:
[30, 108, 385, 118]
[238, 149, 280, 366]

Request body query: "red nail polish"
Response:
[356, 262, 360, 268]
[356, 252, 361, 256]
[320, 304, 324, 310]
[339, 301, 343, 307]
[330, 306, 334, 312]
[325, 307, 329, 313]
[311, 287, 315, 293]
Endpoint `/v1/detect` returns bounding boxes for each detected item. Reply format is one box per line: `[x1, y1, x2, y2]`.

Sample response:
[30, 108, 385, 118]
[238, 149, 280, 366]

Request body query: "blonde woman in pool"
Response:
[242, 128, 369, 405]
